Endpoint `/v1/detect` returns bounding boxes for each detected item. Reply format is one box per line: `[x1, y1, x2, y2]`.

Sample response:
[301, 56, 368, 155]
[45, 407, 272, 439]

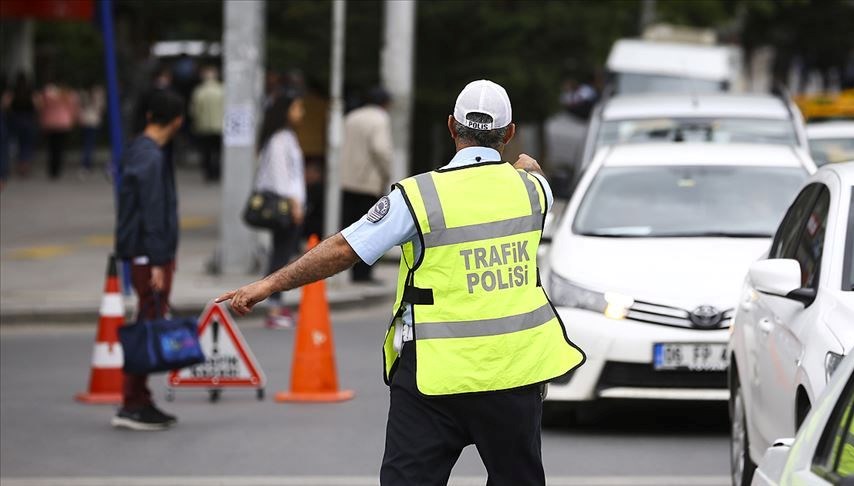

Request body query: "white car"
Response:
[751, 351, 854, 486]
[807, 121, 854, 167]
[544, 142, 814, 419]
[729, 163, 854, 486]
[580, 92, 809, 169]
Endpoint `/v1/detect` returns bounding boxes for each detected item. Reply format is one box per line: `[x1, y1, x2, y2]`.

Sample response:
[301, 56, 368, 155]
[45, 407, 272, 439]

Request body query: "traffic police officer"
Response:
[217, 79, 585, 485]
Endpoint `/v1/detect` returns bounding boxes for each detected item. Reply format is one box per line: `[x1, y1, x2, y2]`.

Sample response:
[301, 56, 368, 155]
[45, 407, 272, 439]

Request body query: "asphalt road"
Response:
[0, 302, 730, 485]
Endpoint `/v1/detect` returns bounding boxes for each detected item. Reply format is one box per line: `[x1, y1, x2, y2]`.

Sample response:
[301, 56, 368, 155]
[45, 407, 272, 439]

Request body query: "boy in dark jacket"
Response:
[113, 90, 184, 430]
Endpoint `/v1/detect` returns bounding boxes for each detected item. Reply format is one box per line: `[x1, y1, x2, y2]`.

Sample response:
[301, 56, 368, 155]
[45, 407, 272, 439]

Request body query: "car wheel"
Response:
[731, 382, 756, 486]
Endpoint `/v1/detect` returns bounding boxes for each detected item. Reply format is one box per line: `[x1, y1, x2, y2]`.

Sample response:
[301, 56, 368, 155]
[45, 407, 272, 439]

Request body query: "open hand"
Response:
[215, 279, 274, 316]
[151, 266, 166, 291]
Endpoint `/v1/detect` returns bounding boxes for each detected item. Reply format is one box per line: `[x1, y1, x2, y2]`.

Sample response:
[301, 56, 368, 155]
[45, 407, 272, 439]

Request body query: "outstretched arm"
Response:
[215, 233, 360, 315]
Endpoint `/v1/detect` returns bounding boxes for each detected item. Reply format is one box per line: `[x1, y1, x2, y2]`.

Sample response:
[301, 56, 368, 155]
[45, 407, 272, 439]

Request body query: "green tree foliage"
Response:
[23, 0, 853, 170]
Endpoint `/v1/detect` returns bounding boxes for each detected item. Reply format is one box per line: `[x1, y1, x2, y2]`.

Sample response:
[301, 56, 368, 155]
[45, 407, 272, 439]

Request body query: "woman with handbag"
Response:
[252, 89, 306, 329]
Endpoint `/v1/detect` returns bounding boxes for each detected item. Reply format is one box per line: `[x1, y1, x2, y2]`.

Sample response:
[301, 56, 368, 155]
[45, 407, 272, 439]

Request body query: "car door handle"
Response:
[758, 318, 773, 335]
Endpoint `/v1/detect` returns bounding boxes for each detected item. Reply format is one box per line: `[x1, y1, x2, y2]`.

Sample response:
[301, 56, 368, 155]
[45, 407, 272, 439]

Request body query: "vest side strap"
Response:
[416, 303, 554, 339]
[403, 285, 434, 305]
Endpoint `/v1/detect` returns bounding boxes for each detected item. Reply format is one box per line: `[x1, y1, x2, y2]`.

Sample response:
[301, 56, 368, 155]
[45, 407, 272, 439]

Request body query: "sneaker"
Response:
[265, 307, 295, 329]
[111, 406, 172, 431]
[146, 404, 177, 426]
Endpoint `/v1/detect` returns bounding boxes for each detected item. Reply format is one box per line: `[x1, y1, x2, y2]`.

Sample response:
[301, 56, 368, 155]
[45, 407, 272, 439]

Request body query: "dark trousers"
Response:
[268, 225, 300, 302]
[380, 342, 546, 486]
[123, 260, 175, 409]
[197, 133, 221, 181]
[341, 190, 378, 281]
[80, 126, 97, 170]
[45, 130, 68, 179]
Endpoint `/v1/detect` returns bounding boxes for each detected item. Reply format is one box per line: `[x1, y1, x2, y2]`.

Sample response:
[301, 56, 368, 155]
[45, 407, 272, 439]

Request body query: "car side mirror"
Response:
[748, 259, 816, 306]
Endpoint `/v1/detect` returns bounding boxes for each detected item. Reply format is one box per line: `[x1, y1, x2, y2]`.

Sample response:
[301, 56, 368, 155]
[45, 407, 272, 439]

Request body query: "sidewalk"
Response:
[0, 158, 396, 323]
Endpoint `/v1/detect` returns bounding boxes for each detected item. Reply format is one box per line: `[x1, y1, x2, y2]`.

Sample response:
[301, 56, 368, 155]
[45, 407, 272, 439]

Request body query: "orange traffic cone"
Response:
[275, 235, 354, 403]
[75, 255, 125, 404]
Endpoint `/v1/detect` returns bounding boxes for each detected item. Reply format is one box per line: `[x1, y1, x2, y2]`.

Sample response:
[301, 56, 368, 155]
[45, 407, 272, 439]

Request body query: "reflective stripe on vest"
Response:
[416, 303, 553, 339]
[382, 162, 585, 395]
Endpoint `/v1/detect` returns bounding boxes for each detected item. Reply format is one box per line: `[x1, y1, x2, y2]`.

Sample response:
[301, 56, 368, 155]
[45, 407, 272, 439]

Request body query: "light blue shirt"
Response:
[341, 147, 554, 347]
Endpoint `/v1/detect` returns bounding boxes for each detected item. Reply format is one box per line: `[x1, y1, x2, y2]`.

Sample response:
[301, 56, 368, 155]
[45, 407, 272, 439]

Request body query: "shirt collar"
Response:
[443, 147, 501, 169]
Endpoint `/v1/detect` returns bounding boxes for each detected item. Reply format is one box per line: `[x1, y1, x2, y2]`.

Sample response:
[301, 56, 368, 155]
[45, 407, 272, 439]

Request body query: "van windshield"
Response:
[573, 165, 807, 238]
[615, 73, 723, 94]
[597, 118, 799, 149]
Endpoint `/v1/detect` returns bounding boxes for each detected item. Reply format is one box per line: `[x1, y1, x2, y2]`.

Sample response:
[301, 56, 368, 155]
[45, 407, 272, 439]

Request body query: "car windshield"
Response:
[615, 73, 723, 94]
[573, 165, 808, 238]
[597, 118, 798, 149]
[809, 138, 854, 166]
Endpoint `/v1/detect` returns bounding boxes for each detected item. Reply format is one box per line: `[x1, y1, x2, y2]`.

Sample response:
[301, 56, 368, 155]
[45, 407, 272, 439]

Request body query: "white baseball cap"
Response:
[453, 79, 512, 131]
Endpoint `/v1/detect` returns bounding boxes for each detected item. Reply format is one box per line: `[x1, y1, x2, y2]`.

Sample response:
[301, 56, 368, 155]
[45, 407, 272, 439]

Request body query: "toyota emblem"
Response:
[690, 305, 722, 328]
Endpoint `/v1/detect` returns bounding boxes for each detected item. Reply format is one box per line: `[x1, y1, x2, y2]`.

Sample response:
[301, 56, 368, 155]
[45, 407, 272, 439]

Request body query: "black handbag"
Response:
[242, 190, 293, 230]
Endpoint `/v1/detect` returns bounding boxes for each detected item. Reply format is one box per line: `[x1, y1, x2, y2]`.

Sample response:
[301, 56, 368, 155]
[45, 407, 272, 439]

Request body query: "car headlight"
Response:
[548, 273, 634, 320]
[825, 352, 844, 383]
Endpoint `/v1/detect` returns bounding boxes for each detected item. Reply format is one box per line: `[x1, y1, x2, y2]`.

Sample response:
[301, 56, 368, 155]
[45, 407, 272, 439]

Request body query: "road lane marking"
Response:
[2, 215, 213, 262]
[181, 216, 215, 230]
[84, 234, 114, 247]
[5, 245, 74, 260]
[0, 475, 729, 486]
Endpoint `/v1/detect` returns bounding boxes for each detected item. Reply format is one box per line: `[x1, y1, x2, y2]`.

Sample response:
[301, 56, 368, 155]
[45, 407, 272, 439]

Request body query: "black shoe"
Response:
[111, 406, 172, 431]
[146, 404, 177, 425]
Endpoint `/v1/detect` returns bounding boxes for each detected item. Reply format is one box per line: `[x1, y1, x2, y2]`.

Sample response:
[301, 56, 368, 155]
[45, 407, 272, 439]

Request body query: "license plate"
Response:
[653, 343, 728, 371]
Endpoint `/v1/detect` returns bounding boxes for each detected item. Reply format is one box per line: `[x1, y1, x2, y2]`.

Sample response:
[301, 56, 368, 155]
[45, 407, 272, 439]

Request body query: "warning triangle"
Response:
[168, 302, 265, 388]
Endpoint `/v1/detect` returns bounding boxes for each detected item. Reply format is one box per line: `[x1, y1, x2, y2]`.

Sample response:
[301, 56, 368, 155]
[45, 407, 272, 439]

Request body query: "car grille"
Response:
[626, 300, 733, 330]
[598, 361, 727, 390]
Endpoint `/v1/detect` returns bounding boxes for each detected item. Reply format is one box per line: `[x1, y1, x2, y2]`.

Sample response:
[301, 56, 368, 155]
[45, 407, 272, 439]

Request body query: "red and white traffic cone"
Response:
[75, 255, 125, 404]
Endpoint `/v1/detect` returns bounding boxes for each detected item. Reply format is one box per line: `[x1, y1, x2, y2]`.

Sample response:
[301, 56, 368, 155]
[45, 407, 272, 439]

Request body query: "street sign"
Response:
[167, 302, 266, 402]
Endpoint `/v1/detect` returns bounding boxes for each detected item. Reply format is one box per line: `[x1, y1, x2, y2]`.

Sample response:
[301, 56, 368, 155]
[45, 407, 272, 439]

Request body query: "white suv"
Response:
[579, 92, 809, 170]
[728, 163, 854, 486]
[544, 142, 814, 420]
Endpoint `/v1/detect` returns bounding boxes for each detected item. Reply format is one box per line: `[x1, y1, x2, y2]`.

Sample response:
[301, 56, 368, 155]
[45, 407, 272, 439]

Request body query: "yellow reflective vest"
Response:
[383, 161, 585, 396]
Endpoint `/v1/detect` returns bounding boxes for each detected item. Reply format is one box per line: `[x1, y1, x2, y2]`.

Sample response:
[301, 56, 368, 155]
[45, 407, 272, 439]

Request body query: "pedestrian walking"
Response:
[36, 80, 78, 180]
[113, 89, 185, 430]
[77, 83, 105, 178]
[217, 80, 585, 484]
[4, 72, 38, 177]
[339, 86, 393, 283]
[189, 65, 224, 182]
[253, 89, 307, 329]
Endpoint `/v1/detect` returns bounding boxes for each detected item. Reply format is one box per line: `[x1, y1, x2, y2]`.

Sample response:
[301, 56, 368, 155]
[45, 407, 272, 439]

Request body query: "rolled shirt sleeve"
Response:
[341, 188, 417, 265]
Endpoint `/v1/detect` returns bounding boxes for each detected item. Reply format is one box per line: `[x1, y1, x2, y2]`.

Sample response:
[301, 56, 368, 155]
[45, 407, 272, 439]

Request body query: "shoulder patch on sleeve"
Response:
[366, 196, 391, 223]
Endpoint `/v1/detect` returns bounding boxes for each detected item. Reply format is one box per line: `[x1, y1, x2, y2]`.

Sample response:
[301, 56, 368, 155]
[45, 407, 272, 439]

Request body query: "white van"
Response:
[606, 39, 743, 94]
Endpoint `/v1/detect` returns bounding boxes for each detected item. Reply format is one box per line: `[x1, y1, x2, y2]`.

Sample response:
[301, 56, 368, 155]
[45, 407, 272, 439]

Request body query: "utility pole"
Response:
[323, 0, 347, 239]
[219, 0, 265, 274]
[639, 0, 656, 34]
[0, 20, 33, 80]
[381, 0, 416, 184]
